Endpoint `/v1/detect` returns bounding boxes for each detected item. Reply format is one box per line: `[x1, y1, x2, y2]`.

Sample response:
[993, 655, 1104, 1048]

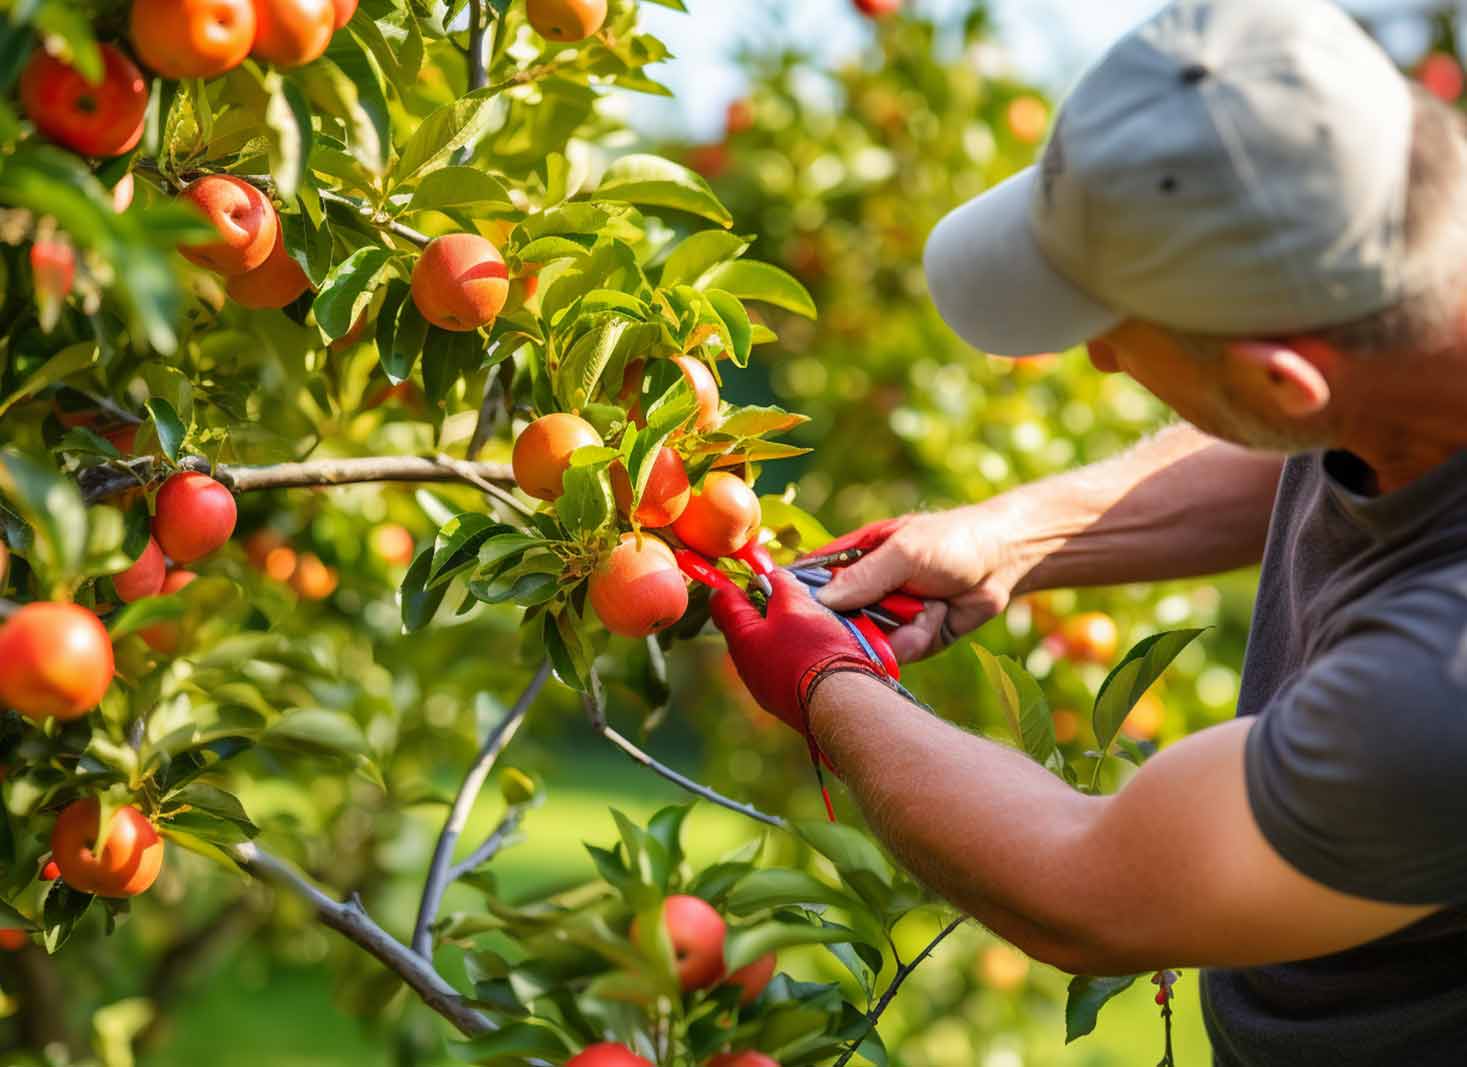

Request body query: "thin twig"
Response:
[831, 917, 966, 1067]
[587, 702, 787, 830]
[230, 842, 495, 1037]
[467, 0, 489, 91]
[79, 455, 515, 505]
[412, 659, 552, 958]
[318, 189, 430, 249]
[446, 807, 524, 882]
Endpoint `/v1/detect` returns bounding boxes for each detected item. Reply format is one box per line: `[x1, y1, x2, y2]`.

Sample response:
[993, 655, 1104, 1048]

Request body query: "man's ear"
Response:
[1223, 340, 1334, 418]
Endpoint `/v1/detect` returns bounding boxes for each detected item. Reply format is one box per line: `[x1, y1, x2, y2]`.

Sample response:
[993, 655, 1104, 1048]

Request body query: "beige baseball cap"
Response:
[924, 0, 1415, 357]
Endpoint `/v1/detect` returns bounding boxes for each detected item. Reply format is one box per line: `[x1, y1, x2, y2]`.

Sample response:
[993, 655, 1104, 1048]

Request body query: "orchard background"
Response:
[0, 1, 1460, 1066]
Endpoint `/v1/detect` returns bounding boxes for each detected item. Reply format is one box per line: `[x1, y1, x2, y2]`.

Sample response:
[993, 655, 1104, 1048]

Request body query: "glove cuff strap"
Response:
[797, 655, 887, 820]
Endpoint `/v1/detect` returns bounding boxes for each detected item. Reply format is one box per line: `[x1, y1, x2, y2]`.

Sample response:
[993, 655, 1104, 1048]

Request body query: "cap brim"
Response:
[923, 167, 1120, 356]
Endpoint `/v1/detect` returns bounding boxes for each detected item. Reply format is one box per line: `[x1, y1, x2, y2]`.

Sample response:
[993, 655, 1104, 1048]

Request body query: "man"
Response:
[709, 1, 1467, 1063]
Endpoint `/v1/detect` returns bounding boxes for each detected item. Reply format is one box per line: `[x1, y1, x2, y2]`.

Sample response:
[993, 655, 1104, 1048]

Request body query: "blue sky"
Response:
[623, 0, 1447, 139]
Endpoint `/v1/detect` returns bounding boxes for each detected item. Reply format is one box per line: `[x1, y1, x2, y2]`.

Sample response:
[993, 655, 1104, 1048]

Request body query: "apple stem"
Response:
[412, 658, 552, 958]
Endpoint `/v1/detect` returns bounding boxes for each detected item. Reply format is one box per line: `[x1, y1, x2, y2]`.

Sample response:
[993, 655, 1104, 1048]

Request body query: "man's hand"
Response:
[709, 571, 879, 736]
[810, 505, 1030, 662]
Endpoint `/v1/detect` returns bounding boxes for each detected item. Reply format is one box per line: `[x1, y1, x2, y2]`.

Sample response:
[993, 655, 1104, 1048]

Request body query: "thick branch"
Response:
[230, 842, 496, 1037]
[80, 455, 515, 504]
[832, 917, 966, 1067]
[412, 659, 552, 958]
[589, 707, 787, 830]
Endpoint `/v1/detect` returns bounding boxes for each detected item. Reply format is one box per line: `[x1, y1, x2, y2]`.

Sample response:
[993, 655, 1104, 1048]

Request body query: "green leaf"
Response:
[321, 36, 389, 172]
[312, 246, 395, 341]
[428, 515, 508, 588]
[516, 235, 591, 263]
[971, 645, 1057, 770]
[447, 1021, 572, 1063]
[263, 73, 312, 199]
[646, 804, 691, 867]
[543, 610, 589, 692]
[758, 495, 833, 551]
[0, 341, 98, 417]
[404, 166, 513, 215]
[473, 571, 559, 607]
[159, 827, 245, 877]
[726, 869, 863, 916]
[400, 546, 449, 632]
[718, 405, 808, 438]
[596, 154, 733, 227]
[1065, 974, 1142, 1043]
[145, 396, 187, 463]
[794, 822, 893, 890]
[698, 260, 817, 318]
[659, 230, 749, 288]
[555, 315, 633, 412]
[555, 462, 612, 539]
[421, 327, 482, 405]
[41, 882, 93, 953]
[706, 289, 752, 367]
[723, 915, 863, 974]
[375, 280, 429, 384]
[394, 87, 500, 189]
[107, 595, 185, 640]
[264, 708, 370, 757]
[0, 449, 87, 586]
[1092, 629, 1206, 757]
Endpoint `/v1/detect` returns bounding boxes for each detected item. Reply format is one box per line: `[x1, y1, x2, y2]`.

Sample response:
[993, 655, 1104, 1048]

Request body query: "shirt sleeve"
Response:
[1245, 584, 1467, 906]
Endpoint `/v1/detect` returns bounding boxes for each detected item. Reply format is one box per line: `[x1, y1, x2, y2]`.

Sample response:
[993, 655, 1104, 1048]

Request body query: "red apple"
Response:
[631, 894, 726, 992]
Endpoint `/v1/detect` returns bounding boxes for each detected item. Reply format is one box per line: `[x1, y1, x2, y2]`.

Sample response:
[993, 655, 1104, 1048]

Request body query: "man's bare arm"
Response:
[1009, 424, 1284, 594]
[818, 425, 1285, 659]
[809, 672, 1435, 974]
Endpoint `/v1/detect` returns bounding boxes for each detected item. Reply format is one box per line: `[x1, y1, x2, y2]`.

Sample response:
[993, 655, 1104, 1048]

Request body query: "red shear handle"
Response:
[675, 549, 739, 594]
[876, 592, 927, 625]
[732, 539, 776, 576]
[852, 615, 901, 680]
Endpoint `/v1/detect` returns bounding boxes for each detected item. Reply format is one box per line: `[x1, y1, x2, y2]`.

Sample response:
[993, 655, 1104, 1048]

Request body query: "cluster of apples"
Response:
[565, 894, 782, 1067]
[0, 471, 235, 735]
[508, 357, 764, 639]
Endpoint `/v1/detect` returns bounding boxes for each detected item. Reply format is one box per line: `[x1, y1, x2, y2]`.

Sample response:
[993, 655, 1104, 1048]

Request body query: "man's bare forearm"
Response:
[998, 424, 1283, 595]
[809, 672, 1105, 969]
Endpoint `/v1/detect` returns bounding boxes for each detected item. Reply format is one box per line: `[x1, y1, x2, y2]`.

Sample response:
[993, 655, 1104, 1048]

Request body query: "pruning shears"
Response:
[676, 541, 929, 683]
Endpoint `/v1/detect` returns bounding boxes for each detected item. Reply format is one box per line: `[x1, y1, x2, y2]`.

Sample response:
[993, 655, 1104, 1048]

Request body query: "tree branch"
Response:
[586, 701, 787, 830]
[230, 842, 496, 1037]
[412, 659, 552, 958]
[447, 807, 524, 882]
[79, 454, 516, 504]
[318, 189, 430, 249]
[832, 917, 966, 1067]
[467, 0, 489, 91]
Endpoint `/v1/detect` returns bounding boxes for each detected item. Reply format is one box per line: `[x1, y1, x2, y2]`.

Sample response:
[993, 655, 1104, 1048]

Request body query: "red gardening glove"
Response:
[709, 570, 882, 739]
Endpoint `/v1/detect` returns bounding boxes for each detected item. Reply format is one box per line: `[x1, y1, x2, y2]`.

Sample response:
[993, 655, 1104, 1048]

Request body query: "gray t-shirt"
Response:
[1202, 449, 1467, 1065]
